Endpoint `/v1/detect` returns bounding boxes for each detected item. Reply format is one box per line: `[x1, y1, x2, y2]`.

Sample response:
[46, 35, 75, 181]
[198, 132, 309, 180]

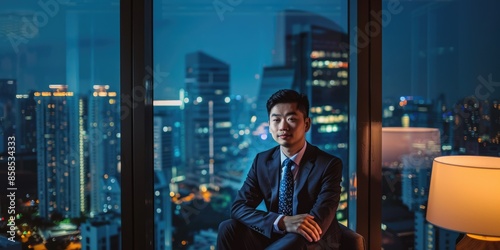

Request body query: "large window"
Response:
[153, 0, 351, 249]
[6, 0, 473, 249]
[381, 1, 500, 249]
[0, 1, 121, 249]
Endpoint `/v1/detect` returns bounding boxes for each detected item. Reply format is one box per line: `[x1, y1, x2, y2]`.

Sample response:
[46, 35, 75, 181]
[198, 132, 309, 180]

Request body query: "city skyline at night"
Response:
[2, 0, 500, 250]
[2, 75, 500, 249]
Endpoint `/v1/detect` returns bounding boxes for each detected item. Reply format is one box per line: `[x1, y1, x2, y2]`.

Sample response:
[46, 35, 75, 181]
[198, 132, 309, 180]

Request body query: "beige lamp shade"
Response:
[426, 155, 500, 237]
[382, 127, 441, 168]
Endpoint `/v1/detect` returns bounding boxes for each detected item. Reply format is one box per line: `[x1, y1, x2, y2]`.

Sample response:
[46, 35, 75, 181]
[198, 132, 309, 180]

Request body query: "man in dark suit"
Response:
[217, 89, 343, 249]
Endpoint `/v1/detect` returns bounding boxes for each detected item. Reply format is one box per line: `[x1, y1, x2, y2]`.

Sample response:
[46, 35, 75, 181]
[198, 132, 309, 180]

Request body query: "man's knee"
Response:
[277, 233, 339, 250]
[267, 233, 308, 250]
[218, 219, 240, 235]
[218, 219, 265, 250]
[284, 233, 307, 242]
[218, 219, 235, 231]
[288, 233, 309, 246]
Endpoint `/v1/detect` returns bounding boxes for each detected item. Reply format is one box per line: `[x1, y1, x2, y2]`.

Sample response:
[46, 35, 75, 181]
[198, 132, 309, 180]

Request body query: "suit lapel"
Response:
[268, 148, 281, 212]
[293, 144, 316, 214]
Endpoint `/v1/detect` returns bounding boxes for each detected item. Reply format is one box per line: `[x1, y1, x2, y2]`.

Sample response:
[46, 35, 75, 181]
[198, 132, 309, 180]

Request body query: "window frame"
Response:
[354, 1, 382, 249]
[121, 0, 155, 249]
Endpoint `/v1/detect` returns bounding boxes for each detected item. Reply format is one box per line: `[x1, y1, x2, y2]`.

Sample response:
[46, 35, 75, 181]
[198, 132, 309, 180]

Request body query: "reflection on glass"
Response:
[0, 1, 120, 250]
[154, 0, 349, 249]
[382, 1, 500, 249]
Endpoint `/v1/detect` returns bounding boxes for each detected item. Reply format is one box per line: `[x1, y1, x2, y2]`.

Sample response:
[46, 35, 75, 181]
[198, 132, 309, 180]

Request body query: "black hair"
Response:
[266, 89, 309, 118]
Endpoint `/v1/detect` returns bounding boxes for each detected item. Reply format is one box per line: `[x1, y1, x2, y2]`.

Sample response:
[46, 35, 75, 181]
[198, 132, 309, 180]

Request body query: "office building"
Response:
[252, 66, 295, 151]
[16, 91, 37, 153]
[88, 85, 121, 216]
[184, 51, 232, 183]
[254, 66, 295, 127]
[35, 85, 82, 219]
[414, 210, 458, 250]
[153, 170, 173, 250]
[0, 79, 16, 154]
[153, 99, 183, 249]
[81, 212, 121, 250]
[274, 9, 350, 219]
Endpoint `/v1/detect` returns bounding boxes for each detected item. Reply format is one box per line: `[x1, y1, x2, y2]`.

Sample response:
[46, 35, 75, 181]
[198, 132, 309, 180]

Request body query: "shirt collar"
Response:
[281, 141, 307, 166]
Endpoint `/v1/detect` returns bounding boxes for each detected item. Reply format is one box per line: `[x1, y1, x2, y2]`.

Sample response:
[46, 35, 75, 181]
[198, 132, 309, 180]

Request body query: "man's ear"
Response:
[304, 117, 311, 132]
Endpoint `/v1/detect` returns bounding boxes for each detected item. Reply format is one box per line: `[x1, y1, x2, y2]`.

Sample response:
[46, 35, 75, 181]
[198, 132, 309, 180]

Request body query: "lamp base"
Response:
[467, 234, 500, 242]
[456, 234, 500, 250]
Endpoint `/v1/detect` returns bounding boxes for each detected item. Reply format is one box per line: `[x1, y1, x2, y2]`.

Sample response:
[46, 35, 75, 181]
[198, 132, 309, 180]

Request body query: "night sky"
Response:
[153, 0, 347, 99]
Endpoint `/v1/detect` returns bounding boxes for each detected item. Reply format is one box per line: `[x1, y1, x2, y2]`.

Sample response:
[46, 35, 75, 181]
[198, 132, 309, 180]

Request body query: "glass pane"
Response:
[0, 1, 121, 249]
[153, 0, 350, 249]
[382, 0, 500, 249]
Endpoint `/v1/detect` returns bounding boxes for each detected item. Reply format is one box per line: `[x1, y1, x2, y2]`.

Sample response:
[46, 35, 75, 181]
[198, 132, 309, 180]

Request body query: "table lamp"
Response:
[426, 155, 500, 248]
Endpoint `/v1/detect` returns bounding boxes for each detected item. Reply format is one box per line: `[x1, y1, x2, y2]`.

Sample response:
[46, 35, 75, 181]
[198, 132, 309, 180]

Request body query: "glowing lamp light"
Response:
[427, 155, 500, 248]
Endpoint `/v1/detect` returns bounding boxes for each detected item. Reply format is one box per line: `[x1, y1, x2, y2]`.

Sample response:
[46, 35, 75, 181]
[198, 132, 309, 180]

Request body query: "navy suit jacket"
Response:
[231, 143, 343, 248]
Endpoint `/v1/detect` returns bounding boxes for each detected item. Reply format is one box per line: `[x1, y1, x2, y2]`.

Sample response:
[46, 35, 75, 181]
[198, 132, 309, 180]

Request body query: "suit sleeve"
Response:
[230, 154, 280, 238]
[309, 156, 343, 234]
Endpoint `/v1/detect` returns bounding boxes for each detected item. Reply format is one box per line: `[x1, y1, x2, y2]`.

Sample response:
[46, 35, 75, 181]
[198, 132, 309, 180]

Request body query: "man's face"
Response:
[268, 103, 311, 150]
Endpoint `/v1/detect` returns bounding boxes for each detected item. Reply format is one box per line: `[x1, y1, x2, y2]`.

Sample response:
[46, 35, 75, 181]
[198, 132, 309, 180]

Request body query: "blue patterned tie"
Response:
[279, 158, 294, 216]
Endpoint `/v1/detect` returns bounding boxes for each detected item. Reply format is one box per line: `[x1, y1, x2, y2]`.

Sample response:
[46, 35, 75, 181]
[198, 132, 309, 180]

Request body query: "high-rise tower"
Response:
[17, 91, 37, 153]
[184, 51, 231, 184]
[0, 79, 16, 154]
[273, 10, 350, 221]
[35, 85, 81, 218]
[275, 10, 350, 169]
[88, 85, 121, 216]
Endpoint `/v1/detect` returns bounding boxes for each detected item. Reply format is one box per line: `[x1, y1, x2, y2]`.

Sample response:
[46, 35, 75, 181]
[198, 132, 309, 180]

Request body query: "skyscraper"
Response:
[184, 51, 231, 184]
[16, 91, 37, 153]
[453, 96, 481, 155]
[274, 10, 350, 220]
[154, 101, 183, 173]
[11, 92, 39, 204]
[81, 212, 121, 250]
[153, 100, 183, 250]
[88, 85, 121, 216]
[400, 155, 434, 212]
[153, 170, 173, 250]
[35, 85, 81, 219]
[414, 210, 458, 250]
[0, 79, 16, 154]
[253, 66, 295, 150]
[275, 9, 350, 170]
[491, 100, 500, 146]
[255, 66, 295, 127]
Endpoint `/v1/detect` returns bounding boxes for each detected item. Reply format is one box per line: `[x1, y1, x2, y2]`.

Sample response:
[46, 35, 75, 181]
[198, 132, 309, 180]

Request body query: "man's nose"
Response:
[279, 122, 289, 130]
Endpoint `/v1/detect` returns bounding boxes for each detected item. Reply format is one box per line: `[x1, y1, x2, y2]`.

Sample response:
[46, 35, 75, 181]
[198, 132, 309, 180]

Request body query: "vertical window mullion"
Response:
[121, 0, 154, 249]
[356, 0, 382, 249]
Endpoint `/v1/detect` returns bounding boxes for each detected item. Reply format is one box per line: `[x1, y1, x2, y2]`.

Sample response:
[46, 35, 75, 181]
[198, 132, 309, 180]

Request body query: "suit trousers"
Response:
[217, 219, 337, 250]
